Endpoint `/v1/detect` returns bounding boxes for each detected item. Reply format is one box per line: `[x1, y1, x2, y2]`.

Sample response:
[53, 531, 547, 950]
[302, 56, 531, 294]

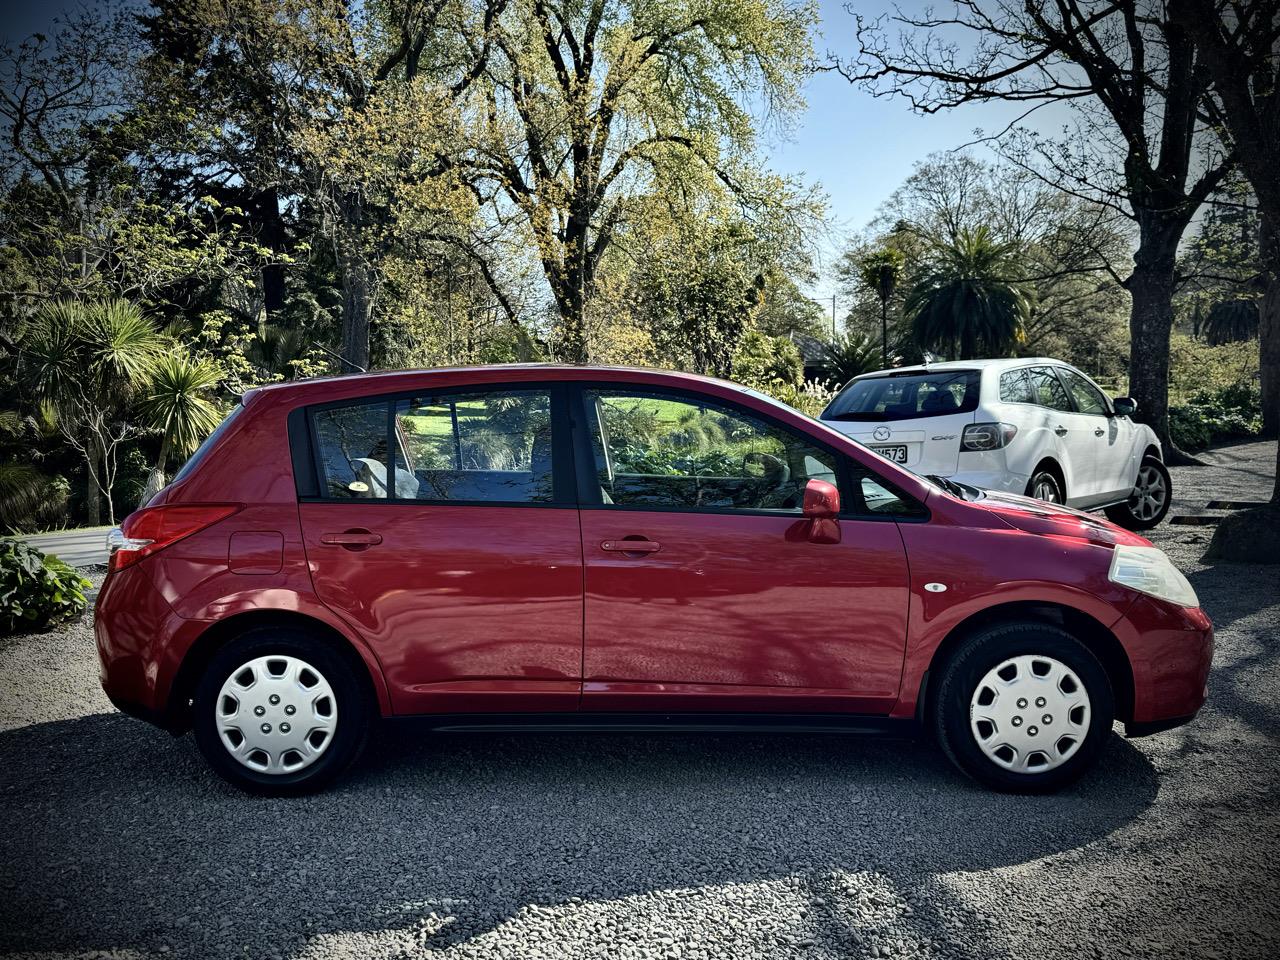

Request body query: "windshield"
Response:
[822, 370, 981, 421]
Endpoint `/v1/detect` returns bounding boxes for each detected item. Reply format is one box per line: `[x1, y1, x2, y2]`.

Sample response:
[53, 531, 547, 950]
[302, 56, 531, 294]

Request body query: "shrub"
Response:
[731, 330, 803, 391]
[0, 539, 92, 635]
[1169, 382, 1263, 452]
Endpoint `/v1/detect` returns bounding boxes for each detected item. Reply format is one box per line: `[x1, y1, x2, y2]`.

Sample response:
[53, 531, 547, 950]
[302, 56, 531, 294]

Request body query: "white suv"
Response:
[819, 358, 1171, 529]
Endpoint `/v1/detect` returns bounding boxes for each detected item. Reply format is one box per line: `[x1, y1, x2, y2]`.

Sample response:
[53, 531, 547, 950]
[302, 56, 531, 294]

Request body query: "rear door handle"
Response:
[1054, 425, 1068, 436]
[600, 539, 661, 554]
[320, 530, 383, 547]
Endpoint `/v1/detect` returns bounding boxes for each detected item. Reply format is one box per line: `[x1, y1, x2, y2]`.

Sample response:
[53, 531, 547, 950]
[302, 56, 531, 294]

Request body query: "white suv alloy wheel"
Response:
[969, 654, 1091, 773]
[215, 655, 338, 774]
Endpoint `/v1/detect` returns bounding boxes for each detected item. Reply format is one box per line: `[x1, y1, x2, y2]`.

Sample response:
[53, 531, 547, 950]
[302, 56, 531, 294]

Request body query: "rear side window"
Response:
[823, 371, 980, 421]
[999, 368, 1035, 404]
[394, 389, 553, 502]
[312, 401, 395, 499]
[171, 402, 244, 484]
[1027, 367, 1073, 412]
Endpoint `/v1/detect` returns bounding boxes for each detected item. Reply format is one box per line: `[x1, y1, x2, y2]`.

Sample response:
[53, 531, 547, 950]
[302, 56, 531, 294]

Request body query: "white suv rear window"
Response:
[823, 371, 980, 422]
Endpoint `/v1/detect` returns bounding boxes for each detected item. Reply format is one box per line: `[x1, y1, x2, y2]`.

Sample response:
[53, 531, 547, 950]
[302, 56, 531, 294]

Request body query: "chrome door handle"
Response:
[1094, 427, 1105, 437]
[601, 538, 661, 554]
[1054, 425, 1068, 436]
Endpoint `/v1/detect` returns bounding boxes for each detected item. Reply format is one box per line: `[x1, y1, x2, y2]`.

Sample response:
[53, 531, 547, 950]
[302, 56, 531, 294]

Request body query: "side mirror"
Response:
[803, 478, 841, 518]
[1113, 397, 1137, 417]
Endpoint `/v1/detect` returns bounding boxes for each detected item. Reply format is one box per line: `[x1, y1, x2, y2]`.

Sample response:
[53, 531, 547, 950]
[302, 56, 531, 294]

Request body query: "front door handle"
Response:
[1094, 427, 1105, 437]
[320, 530, 383, 548]
[1054, 425, 1068, 436]
[600, 538, 661, 554]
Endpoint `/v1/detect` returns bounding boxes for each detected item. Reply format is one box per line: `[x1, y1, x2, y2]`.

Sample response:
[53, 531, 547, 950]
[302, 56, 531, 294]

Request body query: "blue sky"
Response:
[5, 0, 1078, 301]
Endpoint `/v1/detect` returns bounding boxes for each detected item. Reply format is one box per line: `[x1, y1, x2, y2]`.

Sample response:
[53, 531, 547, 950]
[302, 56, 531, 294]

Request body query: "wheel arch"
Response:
[918, 601, 1134, 727]
[1143, 444, 1162, 463]
[1026, 457, 1066, 499]
[165, 610, 389, 733]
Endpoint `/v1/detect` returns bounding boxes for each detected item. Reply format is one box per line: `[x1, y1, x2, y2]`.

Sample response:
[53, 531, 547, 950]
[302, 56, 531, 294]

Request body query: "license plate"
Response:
[871, 444, 908, 463]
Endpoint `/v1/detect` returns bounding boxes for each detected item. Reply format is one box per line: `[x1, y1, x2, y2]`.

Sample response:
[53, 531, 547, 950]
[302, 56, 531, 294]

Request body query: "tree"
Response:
[1174, 0, 1280, 559]
[839, 0, 1233, 459]
[18, 300, 162, 525]
[818, 331, 882, 388]
[450, 0, 817, 362]
[136, 353, 224, 507]
[905, 227, 1032, 359]
[859, 248, 904, 365]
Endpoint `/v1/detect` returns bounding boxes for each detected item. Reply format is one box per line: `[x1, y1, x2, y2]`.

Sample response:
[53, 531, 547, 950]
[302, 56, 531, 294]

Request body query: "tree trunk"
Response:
[337, 249, 374, 374]
[1124, 218, 1197, 464]
[1259, 215, 1280, 440]
[139, 434, 171, 510]
[84, 434, 101, 527]
[558, 282, 588, 364]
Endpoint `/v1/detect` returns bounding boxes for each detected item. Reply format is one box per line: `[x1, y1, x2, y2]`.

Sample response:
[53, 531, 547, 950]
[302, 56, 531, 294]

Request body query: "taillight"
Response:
[107, 504, 241, 571]
[960, 422, 1018, 451]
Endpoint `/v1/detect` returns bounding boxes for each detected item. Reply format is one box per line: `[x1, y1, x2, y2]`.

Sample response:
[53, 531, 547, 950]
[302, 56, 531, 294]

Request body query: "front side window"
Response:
[823, 370, 981, 421]
[586, 389, 836, 512]
[394, 389, 553, 502]
[1058, 368, 1108, 415]
[1027, 367, 1073, 412]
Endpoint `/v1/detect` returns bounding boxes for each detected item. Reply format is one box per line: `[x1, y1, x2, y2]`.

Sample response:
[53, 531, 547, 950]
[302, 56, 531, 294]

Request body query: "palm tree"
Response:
[137, 355, 225, 507]
[905, 227, 1032, 360]
[859, 248, 905, 365]
[818, 332, 884, 388]
[20, 300, 163, 525]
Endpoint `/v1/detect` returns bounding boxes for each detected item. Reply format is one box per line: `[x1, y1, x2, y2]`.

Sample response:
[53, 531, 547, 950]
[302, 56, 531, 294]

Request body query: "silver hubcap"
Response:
[216, 656, 337, 774]
[969, 655, 1091, 773]
[1128, 464, 1167, 521]
[1034, 476, 1060, 503]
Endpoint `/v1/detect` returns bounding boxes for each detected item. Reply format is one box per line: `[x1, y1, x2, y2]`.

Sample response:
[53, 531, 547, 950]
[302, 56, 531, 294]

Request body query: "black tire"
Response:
[932, 621, 1115, 793]
[1105, 456, 1172, 530]
[1025, 466, 1064, 504]
[192, 626, 371, 795]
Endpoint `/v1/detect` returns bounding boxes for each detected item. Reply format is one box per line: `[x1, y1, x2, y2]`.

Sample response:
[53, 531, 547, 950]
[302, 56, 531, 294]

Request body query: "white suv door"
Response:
[1056, 365, 1140, 501]
[1025, 365, 1100, 503]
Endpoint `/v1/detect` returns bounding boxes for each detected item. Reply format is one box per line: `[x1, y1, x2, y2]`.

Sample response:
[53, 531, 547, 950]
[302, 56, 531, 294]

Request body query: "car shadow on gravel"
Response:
[0, 712, 1159, 959]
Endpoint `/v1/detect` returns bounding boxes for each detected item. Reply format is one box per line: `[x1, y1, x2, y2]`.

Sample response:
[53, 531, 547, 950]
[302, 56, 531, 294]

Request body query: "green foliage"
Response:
[818, 332, 883, 388]
[0, 539, 92, 635]
[139, 354, 224, 459]
[905, 226, 1032, 359]
[1170, 383, 1264, 452]
[859, 248, 906, 303]
[731, 330, 803, 391]
[1168, 334, 1261, 402]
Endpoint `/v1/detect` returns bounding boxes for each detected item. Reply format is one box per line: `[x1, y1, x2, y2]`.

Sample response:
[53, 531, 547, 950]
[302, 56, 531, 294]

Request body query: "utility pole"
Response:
[831, 295, 837, 339]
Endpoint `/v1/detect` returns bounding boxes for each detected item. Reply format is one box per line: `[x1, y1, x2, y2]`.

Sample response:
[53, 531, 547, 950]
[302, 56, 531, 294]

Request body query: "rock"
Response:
[1203, 504, 1280, 564]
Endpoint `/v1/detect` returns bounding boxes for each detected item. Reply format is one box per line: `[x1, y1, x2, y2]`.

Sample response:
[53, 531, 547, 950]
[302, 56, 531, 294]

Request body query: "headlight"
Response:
[1108, 545, 1198, 607]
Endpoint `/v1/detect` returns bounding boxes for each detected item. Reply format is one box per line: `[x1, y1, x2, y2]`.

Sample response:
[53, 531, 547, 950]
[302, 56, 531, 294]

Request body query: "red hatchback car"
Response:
[96, 365, 1212, 794]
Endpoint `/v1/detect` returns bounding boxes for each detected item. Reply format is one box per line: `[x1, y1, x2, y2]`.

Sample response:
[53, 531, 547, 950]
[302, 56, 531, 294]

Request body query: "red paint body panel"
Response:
[296, 502, 584, 714]
[579, 511, 909, 712]
[94, 364, 1213, 741]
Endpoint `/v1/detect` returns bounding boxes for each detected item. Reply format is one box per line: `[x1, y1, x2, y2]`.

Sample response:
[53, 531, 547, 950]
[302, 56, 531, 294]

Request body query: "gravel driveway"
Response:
[2, 442, 1277, 960]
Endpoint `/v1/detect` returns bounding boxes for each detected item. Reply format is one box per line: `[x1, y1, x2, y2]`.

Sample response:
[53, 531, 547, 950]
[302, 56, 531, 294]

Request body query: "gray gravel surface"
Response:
[1, 441, 1277, 960]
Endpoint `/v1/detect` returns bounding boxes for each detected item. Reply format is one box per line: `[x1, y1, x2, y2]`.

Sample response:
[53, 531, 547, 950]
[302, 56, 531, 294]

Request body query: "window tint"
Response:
[394, 390, 553, 502]
[823, 371, 980, 421]
[999, 368, 1035, 404]
[1058, 368, 1108, 415]
[312, 402, 393, 499]
[587, 390, 836, 512]
[1027, 367, 1073, 412]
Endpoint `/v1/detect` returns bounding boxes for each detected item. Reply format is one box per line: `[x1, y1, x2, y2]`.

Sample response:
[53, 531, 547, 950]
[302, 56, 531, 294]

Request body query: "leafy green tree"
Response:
[818, 332, 883, 388]
[859, 248, 905, 365]
[18, 300, 163, 525]
[905, 227, 1032, 360]
[137, 354, 224, 506]
[450, 0, 818, 362]
[731, 330, 803, 391]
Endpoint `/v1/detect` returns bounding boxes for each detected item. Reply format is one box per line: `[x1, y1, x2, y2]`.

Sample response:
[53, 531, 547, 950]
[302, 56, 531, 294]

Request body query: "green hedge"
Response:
[1170, 382, 1263, 452]
[0, 539, 93, 635]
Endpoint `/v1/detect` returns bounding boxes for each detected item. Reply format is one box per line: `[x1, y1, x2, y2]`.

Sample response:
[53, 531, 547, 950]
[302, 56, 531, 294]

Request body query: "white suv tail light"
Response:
[960, 422, 1018, 452]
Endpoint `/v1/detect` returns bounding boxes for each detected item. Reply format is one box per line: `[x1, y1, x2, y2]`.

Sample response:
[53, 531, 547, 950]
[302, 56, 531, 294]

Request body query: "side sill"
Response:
[384, 712, 922, 737]
[1125, 713, 1198, 738]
